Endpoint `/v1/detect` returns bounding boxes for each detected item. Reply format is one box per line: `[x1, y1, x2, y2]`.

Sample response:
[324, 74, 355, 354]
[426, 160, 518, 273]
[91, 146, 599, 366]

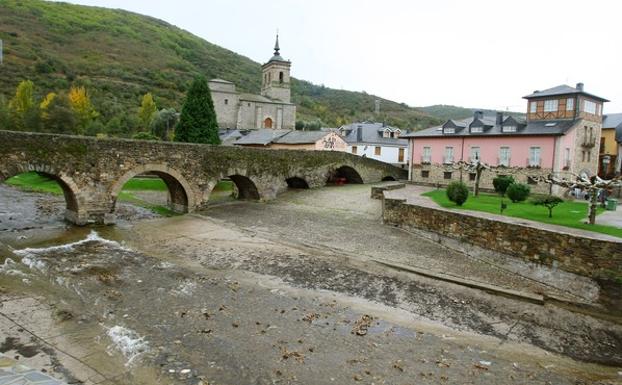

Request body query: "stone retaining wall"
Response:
[382, 196, 622, 279]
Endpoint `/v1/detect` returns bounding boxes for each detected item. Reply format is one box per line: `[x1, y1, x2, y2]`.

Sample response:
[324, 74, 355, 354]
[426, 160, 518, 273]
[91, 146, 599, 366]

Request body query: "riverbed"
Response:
[0, 184, 621, 385]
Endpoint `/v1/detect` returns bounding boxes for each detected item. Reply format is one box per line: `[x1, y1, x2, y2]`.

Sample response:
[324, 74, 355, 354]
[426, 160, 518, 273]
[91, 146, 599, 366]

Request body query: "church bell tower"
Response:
[261, 34, 291, 103]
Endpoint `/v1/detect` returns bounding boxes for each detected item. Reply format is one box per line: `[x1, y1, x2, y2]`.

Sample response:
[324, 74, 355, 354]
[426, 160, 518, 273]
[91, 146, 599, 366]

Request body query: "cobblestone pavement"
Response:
[0, 353, 66, 385]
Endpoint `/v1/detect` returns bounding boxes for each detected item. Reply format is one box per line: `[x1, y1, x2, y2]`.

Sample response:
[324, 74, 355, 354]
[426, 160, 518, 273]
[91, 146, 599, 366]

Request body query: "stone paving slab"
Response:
[0, 354, 66, 385]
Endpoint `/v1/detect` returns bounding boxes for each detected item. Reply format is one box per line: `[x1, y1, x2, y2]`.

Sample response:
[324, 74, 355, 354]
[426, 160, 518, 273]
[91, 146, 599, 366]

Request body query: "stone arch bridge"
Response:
[0, 131, 406, 225]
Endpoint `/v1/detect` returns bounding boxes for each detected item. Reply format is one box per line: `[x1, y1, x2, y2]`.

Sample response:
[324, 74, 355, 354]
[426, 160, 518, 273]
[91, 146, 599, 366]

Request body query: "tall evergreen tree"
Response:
[175, 76, 220, 144]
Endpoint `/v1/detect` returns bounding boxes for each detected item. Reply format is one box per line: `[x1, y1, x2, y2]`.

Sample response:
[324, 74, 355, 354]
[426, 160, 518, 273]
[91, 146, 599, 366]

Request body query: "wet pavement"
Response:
[0, 183, 621, 385]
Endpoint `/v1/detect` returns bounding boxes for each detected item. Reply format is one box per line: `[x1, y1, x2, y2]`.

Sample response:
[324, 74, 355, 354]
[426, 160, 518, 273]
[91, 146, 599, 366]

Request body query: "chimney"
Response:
[496, 112, 504, 126]
[576, 82, 584, 91]
[356, 125, 363, 142]
[473, 110, 483, 120]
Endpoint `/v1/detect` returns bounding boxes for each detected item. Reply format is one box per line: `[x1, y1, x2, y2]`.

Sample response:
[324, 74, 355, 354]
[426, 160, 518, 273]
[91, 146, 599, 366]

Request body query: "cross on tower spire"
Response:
[274, 32, 280, 56]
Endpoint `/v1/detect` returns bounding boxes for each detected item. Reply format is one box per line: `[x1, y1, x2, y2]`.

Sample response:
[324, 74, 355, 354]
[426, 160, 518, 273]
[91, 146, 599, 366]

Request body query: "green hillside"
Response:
[418, 105, 525, 121]
[0, 0, 442, 134]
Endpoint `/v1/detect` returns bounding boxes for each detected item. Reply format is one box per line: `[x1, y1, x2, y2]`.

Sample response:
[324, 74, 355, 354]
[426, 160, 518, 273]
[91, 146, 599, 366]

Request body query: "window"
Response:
[444, 146, 454, 164]
[443, 172, 452, 179]
[224, 99, 228, 105]
[587, 151, 591, 162]
[352, 146, 357, 155]
[564, 148, 570, 169]
[469, 146, 480, 162]
[566, 98, 574, 111]
[503, 125, 516, 133]
[499, 146, 511, 166]
[582, 151, 586, 162]
[529, 147, 541, 167]
[398, 148, 405, 163]
[444, 127, 455, 134]
[544, 99, 558, 112]
[383, 130, 390, 138]
[279, 71, 284, 83]
[422, 147, 431, 163]
[584, 100, 596, 114]
[530, 102, 537, 113]
[374, 146, 381, 156]
[596, 104, 601, 116]
[471, 126, 483, 133]
[469, 173, 477, 181]
[421, 170, 429, 178]
[248, 103, 251, 107]
[600, 138, 605, 153]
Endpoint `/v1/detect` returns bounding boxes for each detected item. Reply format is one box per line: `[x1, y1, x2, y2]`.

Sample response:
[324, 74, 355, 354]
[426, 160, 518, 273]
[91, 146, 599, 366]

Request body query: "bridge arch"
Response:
[0, 163, 83, 224]
[381, 176, 397, 181]
[285, 176, 310, 189]
[331, 165, 364, 184]
[228, 174, 260, 200]
[110, 164, 195, 213]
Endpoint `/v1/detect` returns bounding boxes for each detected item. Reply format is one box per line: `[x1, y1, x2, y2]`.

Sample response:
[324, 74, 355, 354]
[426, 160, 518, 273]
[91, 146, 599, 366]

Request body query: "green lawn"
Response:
[423, 189, 622, 238]
[5, 172, 174, 216]
[5, 172, 237, 215]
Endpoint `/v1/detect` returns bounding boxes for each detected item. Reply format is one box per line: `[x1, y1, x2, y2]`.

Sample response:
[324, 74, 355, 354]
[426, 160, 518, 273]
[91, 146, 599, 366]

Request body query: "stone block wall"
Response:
[382, 196, 622, 279]
[411, 163, 553, 195]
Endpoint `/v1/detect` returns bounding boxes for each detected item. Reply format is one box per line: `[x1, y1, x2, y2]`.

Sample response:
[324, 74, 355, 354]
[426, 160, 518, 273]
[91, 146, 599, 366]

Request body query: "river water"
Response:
[1, 185, 621, 385]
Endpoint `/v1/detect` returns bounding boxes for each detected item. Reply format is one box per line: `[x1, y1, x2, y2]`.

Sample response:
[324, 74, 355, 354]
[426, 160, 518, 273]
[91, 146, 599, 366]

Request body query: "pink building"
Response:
[402, 83, 608, 194]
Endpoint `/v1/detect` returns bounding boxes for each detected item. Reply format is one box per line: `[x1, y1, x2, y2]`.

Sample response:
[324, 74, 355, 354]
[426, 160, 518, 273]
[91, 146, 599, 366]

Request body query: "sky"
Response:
[61, 0, 622, 113]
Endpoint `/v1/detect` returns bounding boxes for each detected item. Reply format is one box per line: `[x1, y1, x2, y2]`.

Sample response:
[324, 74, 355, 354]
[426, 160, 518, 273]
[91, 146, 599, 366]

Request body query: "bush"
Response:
[446, 182, 469, 206]
[132, 132, 160, 141]
[493, 175, 515, 196]
[506, 183, 530, 203]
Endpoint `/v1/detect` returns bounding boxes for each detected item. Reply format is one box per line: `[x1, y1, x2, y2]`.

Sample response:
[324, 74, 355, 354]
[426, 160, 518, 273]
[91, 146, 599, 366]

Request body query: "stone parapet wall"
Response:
[382, 196, 622, 279]
[411, 163, 553, 195]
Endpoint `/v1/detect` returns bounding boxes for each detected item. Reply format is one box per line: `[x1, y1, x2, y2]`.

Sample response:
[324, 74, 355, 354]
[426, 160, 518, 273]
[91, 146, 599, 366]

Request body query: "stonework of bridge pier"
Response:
[0, 130, 406, 225]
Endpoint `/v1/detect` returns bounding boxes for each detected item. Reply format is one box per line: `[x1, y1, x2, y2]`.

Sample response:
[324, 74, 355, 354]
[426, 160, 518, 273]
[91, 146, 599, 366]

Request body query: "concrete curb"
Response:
[373, 259, 545, 305]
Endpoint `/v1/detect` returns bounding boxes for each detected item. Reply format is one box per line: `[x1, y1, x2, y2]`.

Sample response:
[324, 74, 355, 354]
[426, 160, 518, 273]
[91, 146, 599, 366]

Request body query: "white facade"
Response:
[346, 144, 409, 166]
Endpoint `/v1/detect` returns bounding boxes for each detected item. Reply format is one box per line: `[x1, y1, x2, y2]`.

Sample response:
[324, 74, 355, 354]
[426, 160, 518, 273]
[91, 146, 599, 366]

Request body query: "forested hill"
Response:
[0, 0, 442, 134]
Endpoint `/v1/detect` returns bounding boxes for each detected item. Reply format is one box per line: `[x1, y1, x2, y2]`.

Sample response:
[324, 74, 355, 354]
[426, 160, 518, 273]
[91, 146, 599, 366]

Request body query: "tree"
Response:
[0, 94, 9, 130]
[537, 173, 622, 225]
[493, 175, 515, 197]
[507, 183, 530, 203]
[42, 93, 77, 134]
[138, 93, 157, 131]
[8, 80, 36, 130]
[151, 108, 178, 140]
[68, 86, 98, 135]
[532, 195, 563, 218]
[39, 92, 57, 119]
[446, 182, 469, 206]
[452, 160, 490, 197]
[175, 76, 220, 144]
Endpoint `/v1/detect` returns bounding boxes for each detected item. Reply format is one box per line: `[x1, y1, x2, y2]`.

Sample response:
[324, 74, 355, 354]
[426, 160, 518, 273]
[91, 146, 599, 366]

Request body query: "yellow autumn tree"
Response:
[39, 92, 57, 119]
[8, 80, 36, 130]
[138, 93, 157, 131]
[68, 86, 98, 134]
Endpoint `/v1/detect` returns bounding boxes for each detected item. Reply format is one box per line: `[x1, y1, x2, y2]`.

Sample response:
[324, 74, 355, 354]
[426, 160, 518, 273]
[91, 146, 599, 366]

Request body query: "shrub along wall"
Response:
[382, 197, 622, 280]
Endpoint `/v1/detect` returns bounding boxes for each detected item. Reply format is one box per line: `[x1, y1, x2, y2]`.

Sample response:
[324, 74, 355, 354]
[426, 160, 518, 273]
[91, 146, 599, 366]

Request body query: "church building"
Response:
[209, 35, 296, 130]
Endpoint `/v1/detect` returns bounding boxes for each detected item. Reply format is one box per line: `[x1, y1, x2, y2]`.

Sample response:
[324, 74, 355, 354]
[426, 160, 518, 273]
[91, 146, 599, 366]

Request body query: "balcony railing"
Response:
[497, 157, 511, 167]
[421, 156, 431, 164]
[526, 158, 541, 168]
[581, 137, 596, 148]
[443, 156, 454, 164]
